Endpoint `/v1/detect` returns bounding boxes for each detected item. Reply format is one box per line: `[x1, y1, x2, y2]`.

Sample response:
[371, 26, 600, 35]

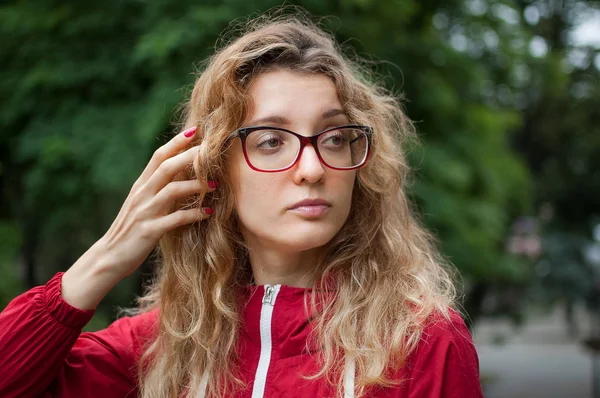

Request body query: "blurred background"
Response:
[0, 0, 599, 397]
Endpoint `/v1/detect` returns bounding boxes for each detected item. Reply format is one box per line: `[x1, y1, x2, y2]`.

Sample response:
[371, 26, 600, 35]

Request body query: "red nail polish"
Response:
[204, 207, 214, 215]
[207, 180, 218, 189]
[183, 126, 197, 138]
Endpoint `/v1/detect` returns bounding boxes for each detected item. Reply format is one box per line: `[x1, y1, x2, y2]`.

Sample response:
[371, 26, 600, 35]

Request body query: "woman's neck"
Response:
[246, 245, 323, 288]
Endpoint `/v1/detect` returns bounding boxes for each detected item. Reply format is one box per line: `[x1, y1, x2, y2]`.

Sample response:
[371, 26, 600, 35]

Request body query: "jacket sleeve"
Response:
[403, 309, 484, 398]
[0, 272, 151, 398]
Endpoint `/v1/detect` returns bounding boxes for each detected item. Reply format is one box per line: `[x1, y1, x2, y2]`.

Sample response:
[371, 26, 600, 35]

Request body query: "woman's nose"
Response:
[292, 143, 326, 184]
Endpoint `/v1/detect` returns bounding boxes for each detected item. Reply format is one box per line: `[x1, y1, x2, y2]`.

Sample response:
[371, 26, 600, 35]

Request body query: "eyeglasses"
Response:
[226, 125, 373, 172]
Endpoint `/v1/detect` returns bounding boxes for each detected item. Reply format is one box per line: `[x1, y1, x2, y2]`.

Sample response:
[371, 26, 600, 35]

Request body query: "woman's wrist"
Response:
[61, 238, 124, 310]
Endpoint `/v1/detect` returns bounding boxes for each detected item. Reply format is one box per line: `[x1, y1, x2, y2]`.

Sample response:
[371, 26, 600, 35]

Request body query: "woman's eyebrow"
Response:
[247, 108, 347, 126]
[322, 108, 346, 119]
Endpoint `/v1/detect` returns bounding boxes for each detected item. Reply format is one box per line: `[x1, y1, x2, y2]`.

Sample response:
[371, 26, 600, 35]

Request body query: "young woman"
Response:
[0, 14, 483, 398]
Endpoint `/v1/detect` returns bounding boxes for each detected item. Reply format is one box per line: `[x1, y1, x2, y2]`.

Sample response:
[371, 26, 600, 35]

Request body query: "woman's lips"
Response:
[288, 204, 330, 218]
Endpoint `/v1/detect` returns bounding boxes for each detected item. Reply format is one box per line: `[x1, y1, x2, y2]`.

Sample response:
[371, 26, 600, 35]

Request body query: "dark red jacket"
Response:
[0, 272, 483, 397]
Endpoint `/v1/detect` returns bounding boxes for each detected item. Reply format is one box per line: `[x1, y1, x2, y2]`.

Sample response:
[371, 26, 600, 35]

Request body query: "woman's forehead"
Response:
[245, 70, 345, 126]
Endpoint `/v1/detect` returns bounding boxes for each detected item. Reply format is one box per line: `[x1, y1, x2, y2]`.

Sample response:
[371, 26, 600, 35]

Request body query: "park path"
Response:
[473, 305, 594, 398]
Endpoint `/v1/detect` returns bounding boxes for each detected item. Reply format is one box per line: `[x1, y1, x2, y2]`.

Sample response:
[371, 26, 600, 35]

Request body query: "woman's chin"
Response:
[241, 218, 345, 253]
[276, 229, 338, 252]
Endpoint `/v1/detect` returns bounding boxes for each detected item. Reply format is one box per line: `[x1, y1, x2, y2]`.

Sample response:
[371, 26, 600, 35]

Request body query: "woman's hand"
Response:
[101, 125, 216, 278]
[61, 126, 215, 310]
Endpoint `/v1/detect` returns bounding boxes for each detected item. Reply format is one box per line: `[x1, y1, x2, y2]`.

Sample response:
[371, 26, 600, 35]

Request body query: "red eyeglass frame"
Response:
[226, 124, 373, 172]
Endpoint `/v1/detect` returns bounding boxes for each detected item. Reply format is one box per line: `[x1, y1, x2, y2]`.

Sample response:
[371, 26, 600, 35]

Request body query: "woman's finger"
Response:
[144, 145, 202, 195]
[153, 207, 214, 234]
[135, 126, 198, 189]
[151, 179, 216, 212]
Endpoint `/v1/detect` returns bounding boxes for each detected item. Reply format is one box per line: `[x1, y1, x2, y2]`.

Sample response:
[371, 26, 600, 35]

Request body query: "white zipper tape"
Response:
[251, 284, 281, 398]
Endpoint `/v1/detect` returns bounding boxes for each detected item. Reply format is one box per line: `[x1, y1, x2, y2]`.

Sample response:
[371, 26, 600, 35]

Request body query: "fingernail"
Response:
[207, 180, 219, 189]
[183, 126, 197, 138]
[204, 207, 214, 215]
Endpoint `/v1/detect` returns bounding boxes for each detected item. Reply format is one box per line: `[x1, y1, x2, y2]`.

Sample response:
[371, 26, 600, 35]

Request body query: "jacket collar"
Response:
[240, 284, 323, 358]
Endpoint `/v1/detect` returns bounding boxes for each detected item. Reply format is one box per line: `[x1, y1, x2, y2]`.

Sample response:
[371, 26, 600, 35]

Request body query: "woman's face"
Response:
[227, 69, 356, 253]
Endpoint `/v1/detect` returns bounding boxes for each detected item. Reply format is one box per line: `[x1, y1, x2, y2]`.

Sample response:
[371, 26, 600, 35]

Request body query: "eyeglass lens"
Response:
[245, 128, 368, 170]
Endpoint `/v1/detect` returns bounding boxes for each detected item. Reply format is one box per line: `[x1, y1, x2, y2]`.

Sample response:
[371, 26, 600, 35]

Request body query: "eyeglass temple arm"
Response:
[350, 135, 366, 144]
[226, 130, 240, 140]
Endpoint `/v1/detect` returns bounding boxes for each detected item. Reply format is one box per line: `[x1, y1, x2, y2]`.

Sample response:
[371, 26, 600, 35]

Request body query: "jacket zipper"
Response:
[251, 284, 281, 398]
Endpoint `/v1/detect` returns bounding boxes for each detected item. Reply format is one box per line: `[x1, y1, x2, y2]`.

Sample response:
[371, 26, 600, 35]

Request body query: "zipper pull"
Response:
[263, 285, 275, 305]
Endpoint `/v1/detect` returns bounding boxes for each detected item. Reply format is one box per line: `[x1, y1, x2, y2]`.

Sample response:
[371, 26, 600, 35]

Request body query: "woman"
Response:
[0, 13, 483, 398]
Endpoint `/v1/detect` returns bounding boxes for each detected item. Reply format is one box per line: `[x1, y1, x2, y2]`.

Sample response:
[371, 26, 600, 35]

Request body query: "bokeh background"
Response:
[1, 1, 599, 397]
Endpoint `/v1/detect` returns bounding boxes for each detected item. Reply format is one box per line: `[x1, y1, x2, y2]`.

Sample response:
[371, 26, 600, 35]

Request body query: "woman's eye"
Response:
[257, 136, 283, 149]
[322, 134, 346, 146]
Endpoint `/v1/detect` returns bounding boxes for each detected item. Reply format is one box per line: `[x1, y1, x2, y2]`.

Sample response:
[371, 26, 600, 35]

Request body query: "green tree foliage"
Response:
[513, 0, 600, 318]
